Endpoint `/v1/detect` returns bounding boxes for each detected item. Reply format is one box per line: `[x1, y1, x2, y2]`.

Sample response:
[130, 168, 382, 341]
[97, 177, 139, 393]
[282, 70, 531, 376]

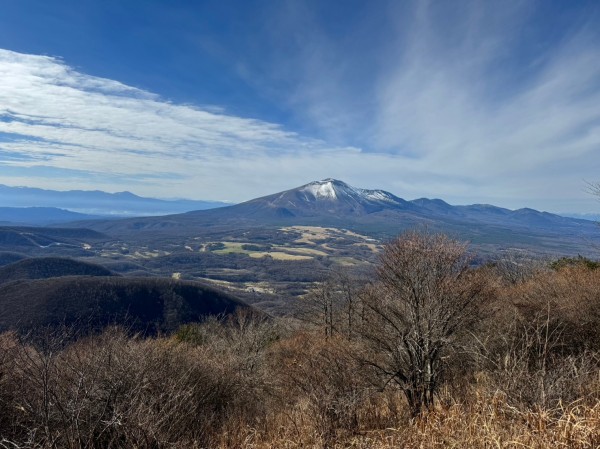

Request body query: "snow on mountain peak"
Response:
[302, 179, 338, 199]
[297, 179, 401, 205]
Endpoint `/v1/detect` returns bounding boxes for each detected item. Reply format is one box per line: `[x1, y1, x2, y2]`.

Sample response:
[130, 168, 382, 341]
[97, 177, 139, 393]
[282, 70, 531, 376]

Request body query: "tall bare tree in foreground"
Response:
[362, 231, 491, 416]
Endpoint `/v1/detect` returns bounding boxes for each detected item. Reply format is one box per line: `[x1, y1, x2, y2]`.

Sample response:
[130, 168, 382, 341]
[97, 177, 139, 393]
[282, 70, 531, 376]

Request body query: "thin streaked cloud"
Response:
[1, 1, 600, 213]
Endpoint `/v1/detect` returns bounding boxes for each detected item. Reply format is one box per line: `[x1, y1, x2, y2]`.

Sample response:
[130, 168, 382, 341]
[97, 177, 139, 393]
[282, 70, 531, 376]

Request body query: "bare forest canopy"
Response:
[0, 231, 598, 448]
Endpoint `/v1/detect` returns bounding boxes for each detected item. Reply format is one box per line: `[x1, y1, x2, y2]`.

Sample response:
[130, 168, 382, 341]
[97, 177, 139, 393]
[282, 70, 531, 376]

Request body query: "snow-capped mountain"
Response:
[81, 179, 598, 257]
[300, 179, 403, 205]
[150, 177, 591, 241]
[249, 178, 411, 216]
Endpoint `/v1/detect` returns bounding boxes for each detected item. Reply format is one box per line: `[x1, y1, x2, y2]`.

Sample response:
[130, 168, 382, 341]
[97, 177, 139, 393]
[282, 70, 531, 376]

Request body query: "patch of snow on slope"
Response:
[359, 189, 400, 204]
[303, 181, 338, 199]
[363, 190, 391, 202]
[300, 179, 400, 204]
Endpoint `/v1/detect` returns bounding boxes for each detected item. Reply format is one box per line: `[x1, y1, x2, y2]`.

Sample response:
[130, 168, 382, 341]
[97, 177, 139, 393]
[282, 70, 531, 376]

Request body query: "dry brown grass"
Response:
[1, 256, 599, 449]
[0, 324, 598, 449]
[218, 395, 600, 449]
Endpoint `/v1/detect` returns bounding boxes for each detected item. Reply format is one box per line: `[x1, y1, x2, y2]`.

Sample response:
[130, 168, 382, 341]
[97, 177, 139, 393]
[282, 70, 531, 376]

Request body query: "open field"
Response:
[248, 251, 313, 260]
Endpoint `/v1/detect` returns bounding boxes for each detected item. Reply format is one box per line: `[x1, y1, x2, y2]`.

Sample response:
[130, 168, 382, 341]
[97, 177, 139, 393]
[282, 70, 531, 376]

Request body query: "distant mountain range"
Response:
[81, 179, 599, 255]
[197, 178, 597, 230]
[0, 207, 100, 226]
[1, 179, 598, 255]
[0, 184, 229, 222]
[562, 212, 600, 222]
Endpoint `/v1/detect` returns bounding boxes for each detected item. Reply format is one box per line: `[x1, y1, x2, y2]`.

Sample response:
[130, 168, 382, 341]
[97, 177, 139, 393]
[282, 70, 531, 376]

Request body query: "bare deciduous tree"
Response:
[490, 249, 546, 285]
[361, 231, 491, 416]
[300, 268, 365, 339]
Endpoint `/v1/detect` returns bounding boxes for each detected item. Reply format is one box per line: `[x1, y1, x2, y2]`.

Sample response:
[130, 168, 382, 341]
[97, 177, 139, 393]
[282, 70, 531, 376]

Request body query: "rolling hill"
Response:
[0, 276, 251, 335]
[0, 257, 115, 284]
[0, 226, 107, 253]
[0, 252, 27, 267]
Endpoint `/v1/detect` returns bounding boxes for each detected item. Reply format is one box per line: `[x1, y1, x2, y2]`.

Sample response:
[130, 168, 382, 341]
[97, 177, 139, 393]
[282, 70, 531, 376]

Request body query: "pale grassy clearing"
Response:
[280, 226, 339, 244]
[132, 250, 169, 259]
[243, 282, 276, 294]
[338, 228, 377, 240]
[249, 251, 312, 261]
[212, 242, 251, 254]
[281, 225, 379, 247]
[273, 245, 329, 256]
[331, 256, 364, 266]
[192, 276, 276, 294]
[99, 251, 123, 258]
[353, 242, 382, 253]
[207, 241, 316, 260]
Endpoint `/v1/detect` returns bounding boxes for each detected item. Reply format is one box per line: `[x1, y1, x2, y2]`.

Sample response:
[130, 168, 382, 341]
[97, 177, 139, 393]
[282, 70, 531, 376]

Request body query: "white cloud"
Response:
[0, 48, 458, 205]
[1, 0, 600, 216]
[230, 1, 600, 213]
[367, 2, 600, 212]
[0, 49, 394, 200]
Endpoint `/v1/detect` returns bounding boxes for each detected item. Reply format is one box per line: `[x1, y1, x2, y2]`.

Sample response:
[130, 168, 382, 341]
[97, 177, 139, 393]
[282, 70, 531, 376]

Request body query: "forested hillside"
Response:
[0, 276, 250, 335]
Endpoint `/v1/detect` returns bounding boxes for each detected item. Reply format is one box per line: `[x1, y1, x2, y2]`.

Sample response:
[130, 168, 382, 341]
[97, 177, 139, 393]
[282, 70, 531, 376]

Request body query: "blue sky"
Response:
[0, 0, 600, 213]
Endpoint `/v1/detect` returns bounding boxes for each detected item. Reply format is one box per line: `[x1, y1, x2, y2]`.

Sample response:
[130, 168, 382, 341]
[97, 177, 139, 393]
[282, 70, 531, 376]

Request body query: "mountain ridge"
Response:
[0, 184, 230, 218]
[0, 207, 101, 226]
[76, 179, 598, 255]
[0, 257, 116, 285]
[185, 178, 594, 229]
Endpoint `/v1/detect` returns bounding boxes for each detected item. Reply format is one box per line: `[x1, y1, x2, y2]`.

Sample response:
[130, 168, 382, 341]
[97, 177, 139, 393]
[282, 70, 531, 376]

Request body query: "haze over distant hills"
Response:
[0, 207, 100, 226]
[0, 184, 230, 220]
[562, 212, 600, 222]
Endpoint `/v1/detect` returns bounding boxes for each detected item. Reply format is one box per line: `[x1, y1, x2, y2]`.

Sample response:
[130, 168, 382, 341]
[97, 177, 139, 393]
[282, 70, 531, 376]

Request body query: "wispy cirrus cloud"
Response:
[242, 1, 600, 212]
[1, 0, 600, 213]
[373, 2, 600, 186]
[0, 49, 384, 199]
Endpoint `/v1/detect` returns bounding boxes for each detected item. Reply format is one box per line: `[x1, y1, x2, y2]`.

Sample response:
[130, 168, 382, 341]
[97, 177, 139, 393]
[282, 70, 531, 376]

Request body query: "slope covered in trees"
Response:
[0, 276, 250, 335]
[0, 251, 26, 267]
[0, 257, 115, 284]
